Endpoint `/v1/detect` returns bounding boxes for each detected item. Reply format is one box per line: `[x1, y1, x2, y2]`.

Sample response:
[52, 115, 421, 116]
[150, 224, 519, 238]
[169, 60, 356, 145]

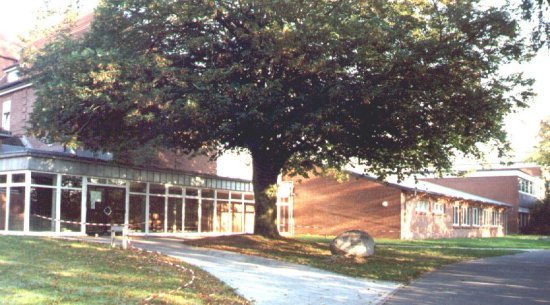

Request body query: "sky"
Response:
[0, 0, 548, 169]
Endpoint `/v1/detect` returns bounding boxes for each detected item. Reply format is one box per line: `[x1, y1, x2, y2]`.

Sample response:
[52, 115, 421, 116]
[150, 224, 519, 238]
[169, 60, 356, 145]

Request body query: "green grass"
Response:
[0, 236, 249, 305]
[186, 235, 522, 283]
[298, 234, 550, 250]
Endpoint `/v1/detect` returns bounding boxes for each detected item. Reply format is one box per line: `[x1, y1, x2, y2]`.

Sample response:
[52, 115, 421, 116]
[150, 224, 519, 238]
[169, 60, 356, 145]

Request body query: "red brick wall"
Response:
[422, 176, 519, 234]
[402, 193, 506, 239]
[0, 86, 34, 135]
[288, 175, 402, 239]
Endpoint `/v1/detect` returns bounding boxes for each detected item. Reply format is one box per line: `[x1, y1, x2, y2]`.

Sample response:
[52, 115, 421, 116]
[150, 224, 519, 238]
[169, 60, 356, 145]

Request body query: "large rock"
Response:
[329, 230, 375, 258]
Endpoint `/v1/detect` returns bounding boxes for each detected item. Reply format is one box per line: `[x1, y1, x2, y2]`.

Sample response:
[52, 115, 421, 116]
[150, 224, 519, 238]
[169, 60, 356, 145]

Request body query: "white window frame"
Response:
[472, 208, 480, 226]
[433, 202, 444, 215]
[453, 205, 460, 226]
[416, 200, 429, 213]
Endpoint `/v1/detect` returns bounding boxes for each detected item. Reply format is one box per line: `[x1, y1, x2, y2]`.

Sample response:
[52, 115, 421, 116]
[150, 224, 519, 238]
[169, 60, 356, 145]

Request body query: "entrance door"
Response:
[86, 186, 125, 235]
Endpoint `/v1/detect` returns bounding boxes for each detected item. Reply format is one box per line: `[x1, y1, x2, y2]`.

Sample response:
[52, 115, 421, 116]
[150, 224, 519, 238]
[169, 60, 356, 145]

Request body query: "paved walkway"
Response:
[130, 237, 400, 305]
[385, 250, 550, 305]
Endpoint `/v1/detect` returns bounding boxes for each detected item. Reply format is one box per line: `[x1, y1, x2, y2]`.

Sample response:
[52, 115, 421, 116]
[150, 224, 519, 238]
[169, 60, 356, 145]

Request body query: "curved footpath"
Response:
[131, 237, 400, 305]
[385, 250, 550, 305]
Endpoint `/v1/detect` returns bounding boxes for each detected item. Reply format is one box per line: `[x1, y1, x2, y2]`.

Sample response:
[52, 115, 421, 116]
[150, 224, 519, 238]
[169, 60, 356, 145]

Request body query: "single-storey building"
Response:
[277, 172, 510, 239]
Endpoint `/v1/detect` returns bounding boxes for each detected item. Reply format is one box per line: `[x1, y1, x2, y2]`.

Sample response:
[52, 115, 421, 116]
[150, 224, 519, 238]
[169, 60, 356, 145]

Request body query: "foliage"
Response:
[531, 117, 550, 167]
[520, 0, 550, 49]
[525, 196, 550, 234]
[22, 0, 535, 237]
[186, 234, 520, 283]
[0, 236, 249, 305]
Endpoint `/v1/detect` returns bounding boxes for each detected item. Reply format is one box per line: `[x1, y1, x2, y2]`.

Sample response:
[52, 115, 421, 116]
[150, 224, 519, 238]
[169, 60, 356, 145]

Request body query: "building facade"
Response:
[423, 167, 545, 234]
[0, 60, 256, 237]
[278, 173, 509, 239]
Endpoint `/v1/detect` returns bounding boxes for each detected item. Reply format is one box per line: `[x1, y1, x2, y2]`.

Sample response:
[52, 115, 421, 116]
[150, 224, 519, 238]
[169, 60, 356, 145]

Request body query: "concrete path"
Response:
[385, 250, 550, 305]
[131, 237, 400, 305]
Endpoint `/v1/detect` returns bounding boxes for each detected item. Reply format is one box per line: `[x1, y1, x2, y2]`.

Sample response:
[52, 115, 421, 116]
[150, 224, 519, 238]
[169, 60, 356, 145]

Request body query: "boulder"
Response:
[329, 230, 375, 258]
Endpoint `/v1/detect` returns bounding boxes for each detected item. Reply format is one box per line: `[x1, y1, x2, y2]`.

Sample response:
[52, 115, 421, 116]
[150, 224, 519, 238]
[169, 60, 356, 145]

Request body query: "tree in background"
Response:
[532, 118, 550, 167]
[525, 197, 550, 234]
[520, 0, 550, 49]
[22, 0, 535, 237]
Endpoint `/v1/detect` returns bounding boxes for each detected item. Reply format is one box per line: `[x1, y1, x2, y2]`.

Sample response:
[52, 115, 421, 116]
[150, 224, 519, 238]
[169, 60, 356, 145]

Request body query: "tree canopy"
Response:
[23, 0, 535, 237]
[531, 117, 550, 167]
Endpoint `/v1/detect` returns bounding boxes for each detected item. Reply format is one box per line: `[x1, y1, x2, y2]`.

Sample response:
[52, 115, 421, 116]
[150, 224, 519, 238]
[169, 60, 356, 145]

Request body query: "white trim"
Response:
[23, 171, 31, 232]
[467, 170, 542, 182]
[0, 83, 33, 97]
[81, 176, 88, 233]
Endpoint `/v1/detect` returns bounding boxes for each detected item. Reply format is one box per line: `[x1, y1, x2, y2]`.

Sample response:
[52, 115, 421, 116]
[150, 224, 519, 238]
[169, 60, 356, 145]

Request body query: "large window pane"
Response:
[216, 202, 231, 233]
[167, 197, 183, 233]
[149, 196, 165, 232]
[30, 187, 55, 232]
[8, 187, 25, 231]
[86, 187, 124, 235]
[245, 204, 255, 234]
[201, 200, 214, 232]
[129, 195, 146, 232]
[0, 187, 6, 230]
[232, 203, 243, 232]
[184, 199, 198, 232]
[61, 189, 81, 232]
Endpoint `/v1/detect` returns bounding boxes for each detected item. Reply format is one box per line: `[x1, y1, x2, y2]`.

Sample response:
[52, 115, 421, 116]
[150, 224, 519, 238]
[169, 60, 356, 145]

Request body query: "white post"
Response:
[81, 176, 88, 234]
[213, 190, 218, 232]
[164, 186, 168, 233]
[145, 183, 150, 234]
[241, 193, 245, 233]
[23, 171, 31, 233]
[182, 188, 186, 232]
[198, 189, 202, 233]
[124, 181, 130, 230]
[5, 174, 10, 231]
[229, 191, 233, 232]
[55, 174, 61, 233]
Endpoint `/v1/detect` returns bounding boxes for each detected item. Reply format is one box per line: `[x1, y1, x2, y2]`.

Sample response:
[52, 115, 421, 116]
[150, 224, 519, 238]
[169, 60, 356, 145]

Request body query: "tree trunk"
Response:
[251, 150, 282, 238]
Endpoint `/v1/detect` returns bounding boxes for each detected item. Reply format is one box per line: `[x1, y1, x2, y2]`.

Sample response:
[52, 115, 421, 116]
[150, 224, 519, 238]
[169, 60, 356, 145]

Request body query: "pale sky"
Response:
[0, 0, 548, 169]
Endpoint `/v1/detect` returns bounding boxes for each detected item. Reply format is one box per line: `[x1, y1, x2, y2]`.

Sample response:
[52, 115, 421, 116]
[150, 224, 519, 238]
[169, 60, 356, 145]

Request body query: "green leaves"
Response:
[24, 0, 533, 178]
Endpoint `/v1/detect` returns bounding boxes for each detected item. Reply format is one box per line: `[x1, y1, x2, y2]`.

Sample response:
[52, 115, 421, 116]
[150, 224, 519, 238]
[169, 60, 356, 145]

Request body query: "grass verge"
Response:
[0, 236, 249, 305]
[186, 234, 522, 283]
[298, 234, 550, 250]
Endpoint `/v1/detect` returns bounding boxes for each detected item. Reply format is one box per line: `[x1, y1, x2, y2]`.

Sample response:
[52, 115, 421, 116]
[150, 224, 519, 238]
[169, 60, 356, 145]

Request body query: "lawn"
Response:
[185, 234, 522, 283]
[0, 236, 249, 305]
[298, 234, 550, 250]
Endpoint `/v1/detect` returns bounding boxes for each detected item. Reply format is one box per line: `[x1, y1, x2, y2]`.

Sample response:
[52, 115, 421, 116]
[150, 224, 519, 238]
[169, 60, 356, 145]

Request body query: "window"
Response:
[462, 207, 470, 226]
[492, 211, 498, 226]
[518, 178, 534, 194]
[472, 208, 479, 226]
[453, 206, 460, 226]
[2, 100, 10, 131]
[433, 202, 444, 214]
[416, 200, 429, 213]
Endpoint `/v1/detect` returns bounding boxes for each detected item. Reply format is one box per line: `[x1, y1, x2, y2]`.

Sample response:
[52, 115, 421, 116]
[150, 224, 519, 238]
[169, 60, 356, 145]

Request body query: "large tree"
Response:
[23, 0, 534, 237]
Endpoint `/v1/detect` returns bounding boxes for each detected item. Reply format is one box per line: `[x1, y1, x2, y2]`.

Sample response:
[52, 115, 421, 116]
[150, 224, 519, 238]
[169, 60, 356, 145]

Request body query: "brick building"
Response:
[278, 172, 509, 239]
[422, 166, 545, 234]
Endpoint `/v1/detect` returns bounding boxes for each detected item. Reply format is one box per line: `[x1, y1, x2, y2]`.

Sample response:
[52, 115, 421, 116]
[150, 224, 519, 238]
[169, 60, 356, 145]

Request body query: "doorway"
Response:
[86, 186, 125, 235]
